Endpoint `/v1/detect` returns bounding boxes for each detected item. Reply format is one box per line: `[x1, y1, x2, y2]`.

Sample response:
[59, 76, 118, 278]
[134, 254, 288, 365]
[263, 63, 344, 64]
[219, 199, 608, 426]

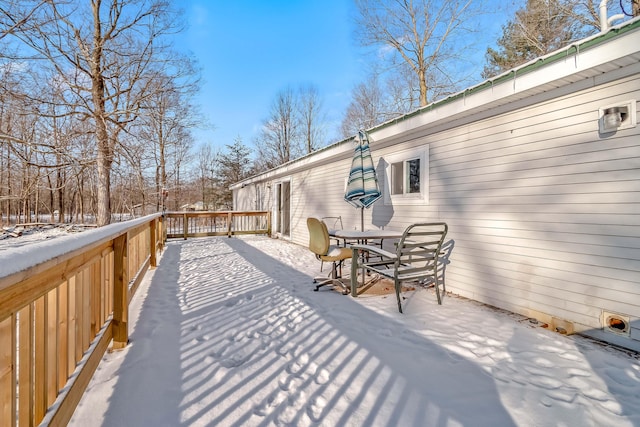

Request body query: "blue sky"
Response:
[177, 1, 513, 153]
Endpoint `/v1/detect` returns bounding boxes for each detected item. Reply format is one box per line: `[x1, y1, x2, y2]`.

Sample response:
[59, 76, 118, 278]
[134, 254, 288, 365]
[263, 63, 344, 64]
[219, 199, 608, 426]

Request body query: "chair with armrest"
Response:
[321, 215, 343, 246]
[321, 216, 343, 234]
[307, 217, 352, 295]
[350, 222, 448, 312]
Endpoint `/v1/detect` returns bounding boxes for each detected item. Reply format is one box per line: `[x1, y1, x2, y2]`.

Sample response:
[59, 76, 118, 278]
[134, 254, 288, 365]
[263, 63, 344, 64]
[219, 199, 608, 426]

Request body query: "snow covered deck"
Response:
[67, 235, 640, 426]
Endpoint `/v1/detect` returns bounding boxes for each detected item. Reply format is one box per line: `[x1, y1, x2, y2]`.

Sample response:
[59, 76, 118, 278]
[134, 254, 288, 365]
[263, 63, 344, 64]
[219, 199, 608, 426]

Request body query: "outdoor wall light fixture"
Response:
[599, 100, 637, 134]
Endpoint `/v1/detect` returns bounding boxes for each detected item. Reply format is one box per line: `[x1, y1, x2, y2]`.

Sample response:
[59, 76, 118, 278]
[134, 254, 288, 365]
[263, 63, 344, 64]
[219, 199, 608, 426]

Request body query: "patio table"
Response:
[331, 229, 404, 296]
[331, 229, 403, 245]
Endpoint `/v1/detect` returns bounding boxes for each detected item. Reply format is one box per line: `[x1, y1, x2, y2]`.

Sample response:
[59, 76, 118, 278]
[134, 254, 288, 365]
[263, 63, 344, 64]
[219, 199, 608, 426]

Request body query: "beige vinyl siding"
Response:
[234, 187, 255, 211]
[417, 71, 640, 343]
[288, 157, 372, 247]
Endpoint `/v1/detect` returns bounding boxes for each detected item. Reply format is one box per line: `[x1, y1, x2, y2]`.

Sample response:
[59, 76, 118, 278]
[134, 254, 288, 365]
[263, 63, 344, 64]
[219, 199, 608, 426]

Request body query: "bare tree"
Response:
[354, 0, 485, 107]
[133, 69, 201, 212]
[385, 62, 421, 116]
[570, 0, 637, 32]
[0, 0, 185, 225]
[298, 84, 327, 153]
[169, 130, 193, 211]
[0, 0, 46, 40]
[254, 87, 301, 170]
[340, 74, 389, 138]
[193, 143, 217, 209]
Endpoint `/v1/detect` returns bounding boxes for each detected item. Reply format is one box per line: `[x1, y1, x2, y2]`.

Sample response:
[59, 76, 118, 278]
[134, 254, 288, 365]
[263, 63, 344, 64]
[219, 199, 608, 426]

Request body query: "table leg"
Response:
[350, 247, 359, 297]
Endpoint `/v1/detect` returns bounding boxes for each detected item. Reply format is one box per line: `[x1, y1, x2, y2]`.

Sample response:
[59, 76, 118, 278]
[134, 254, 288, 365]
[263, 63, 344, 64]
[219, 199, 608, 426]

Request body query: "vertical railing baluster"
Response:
[112, 233, 129, 350]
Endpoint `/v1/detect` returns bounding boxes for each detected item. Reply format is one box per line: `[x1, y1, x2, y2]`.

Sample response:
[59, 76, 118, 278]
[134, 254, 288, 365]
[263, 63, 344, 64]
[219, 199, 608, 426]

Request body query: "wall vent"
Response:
[602, 311, 630, 337]
[598, 100, 637, 134]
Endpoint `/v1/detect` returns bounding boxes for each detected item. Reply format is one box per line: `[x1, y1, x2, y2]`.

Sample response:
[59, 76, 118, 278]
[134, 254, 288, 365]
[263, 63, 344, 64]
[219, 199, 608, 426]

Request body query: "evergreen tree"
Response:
[217, 137, 251, 208]
[483, 0, 579, 79]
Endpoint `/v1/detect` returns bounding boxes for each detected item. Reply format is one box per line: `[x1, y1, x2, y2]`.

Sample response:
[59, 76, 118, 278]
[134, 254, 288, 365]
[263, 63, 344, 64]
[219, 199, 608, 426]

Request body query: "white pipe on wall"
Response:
[600, 0, 626, 31]
[600, 0, 609, 30]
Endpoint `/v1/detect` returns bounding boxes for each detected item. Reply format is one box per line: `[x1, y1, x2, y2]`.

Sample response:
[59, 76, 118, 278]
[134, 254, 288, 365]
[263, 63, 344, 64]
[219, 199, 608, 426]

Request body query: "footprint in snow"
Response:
[196, 334, 212, 342]
[567, 368, 592, 378]
[531, 357, 555, 368]
[278, 375, 298, 392]
[225, 298, 240, 307]
[315, 368, 330, 385]
[307, 395, 327, 422]
[581, 387, 611, 402]
[276, 406, 306, 426]
[276, 344, 292, 357]
[543, 389, 577, 404]
[253, 390, 287, 417]
[226, 329, 243, 342]
[220, 353, 250, 368]
[286, 321, 300, 332]
[597, 398, 624, 416]
[287, 355, 310, 376]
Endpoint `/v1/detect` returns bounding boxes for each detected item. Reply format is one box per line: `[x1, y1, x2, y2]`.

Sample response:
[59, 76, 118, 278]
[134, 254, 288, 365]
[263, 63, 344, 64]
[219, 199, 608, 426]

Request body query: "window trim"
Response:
[382, 144, 429, 205]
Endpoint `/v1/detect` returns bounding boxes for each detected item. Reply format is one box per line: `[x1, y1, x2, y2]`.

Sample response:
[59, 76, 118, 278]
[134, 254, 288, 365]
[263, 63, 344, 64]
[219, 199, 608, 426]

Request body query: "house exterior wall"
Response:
[234, 182, 271, 212]
[232, 23, 640, 351]
[401, 71, 640, 350]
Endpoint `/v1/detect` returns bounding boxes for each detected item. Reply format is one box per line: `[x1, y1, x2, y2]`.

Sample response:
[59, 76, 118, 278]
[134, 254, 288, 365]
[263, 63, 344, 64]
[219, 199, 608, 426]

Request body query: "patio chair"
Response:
[350, 222, 448, 313]
[321, 216, 343, 234]
[307, 217, 352, 295]
[322, 215, 343, 246]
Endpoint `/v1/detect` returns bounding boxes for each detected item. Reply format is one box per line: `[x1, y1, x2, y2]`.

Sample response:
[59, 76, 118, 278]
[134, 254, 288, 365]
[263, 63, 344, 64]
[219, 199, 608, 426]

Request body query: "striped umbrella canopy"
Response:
[344, 130, 382, 230]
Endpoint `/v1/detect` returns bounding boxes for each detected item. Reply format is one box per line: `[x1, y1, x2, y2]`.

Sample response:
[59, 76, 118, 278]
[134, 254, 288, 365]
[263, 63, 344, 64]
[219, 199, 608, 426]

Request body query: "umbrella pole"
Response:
[360, 206, 364, 232]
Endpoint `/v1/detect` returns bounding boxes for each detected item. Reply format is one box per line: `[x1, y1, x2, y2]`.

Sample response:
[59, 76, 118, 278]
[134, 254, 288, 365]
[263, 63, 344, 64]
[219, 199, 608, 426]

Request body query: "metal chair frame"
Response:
[307, 217, 352, 295]
[350, 222, 448, 312]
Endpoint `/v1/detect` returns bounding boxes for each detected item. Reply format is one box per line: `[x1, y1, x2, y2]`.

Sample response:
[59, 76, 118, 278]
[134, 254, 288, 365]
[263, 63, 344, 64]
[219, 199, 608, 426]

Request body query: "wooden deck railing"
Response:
[164, 211, 271, 239]
[0, 214, 164, 427]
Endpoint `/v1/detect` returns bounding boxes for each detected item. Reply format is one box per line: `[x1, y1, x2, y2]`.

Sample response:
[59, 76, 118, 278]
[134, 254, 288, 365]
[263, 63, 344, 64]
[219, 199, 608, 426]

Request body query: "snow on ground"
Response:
[60, 234, 640, 427]
[0, 225, 76, 250]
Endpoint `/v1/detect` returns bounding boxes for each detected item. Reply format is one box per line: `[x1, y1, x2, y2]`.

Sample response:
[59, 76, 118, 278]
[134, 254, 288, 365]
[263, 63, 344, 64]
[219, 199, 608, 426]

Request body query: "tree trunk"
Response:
[57, 168, 64, 223]
[418, 68, 428, 107]
[96, 153, 111, 225]
[92, 3, 111, 226]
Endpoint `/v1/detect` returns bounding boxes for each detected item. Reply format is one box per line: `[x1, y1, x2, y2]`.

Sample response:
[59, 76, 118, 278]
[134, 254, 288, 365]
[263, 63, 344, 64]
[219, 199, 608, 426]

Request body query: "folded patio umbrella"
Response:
[344, 130, 382, 231]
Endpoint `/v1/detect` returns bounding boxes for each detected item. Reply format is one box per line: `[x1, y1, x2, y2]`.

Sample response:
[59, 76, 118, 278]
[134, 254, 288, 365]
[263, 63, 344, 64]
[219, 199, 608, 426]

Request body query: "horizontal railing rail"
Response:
[164, 211, 271, 239]
[0, 214, 164, 427]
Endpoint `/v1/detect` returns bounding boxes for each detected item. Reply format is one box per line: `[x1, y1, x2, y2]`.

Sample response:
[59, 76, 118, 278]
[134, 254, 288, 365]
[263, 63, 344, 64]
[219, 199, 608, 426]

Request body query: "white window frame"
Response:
[382, 144, 429, 205]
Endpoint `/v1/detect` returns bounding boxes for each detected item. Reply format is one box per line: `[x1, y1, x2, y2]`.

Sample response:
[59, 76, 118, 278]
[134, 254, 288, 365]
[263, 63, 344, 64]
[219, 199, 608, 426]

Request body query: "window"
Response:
[391, 158, 420, 195]
[383, 144, 428, 205]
